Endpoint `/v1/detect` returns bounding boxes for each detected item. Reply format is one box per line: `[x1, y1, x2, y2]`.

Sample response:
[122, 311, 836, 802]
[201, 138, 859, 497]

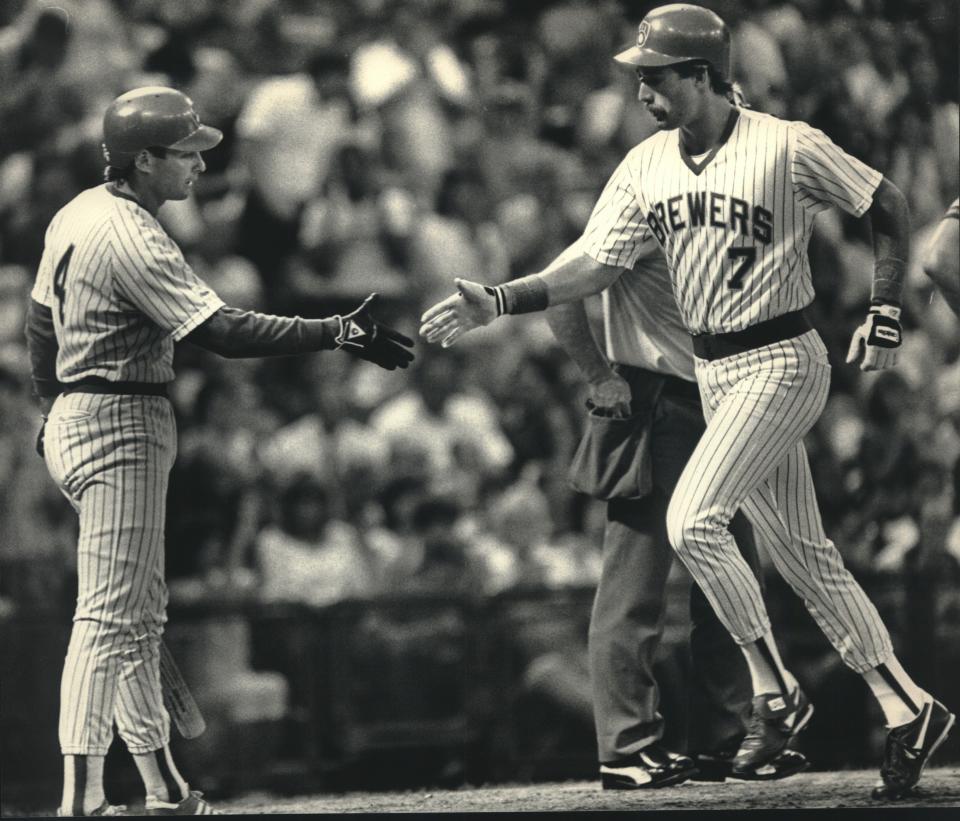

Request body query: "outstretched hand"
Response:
[334, 293, 415, 370]
[419, 278, 498, 347]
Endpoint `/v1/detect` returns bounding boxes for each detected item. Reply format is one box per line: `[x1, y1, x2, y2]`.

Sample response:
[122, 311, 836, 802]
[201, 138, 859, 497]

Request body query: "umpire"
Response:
[546, 234, 807, 788]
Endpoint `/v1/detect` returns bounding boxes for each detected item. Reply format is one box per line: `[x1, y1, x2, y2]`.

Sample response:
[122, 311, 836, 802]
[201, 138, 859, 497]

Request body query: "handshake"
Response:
[333, 294, 416, 370]
[339, 279, 502, 371]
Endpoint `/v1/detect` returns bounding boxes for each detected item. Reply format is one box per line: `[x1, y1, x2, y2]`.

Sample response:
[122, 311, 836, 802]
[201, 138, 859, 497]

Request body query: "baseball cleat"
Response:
[600, 744, 698, 789]
[871, 698, 955, 801]
[57, 802, 128, 816]
[691, 748, 809, 782]
[732, 687, 814, 775]
[145, 790, 218, 815]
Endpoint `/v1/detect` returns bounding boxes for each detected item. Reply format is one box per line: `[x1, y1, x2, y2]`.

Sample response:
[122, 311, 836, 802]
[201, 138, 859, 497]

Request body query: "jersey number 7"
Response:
[53, 244, 75, 324]
[727, 246, 756, 290]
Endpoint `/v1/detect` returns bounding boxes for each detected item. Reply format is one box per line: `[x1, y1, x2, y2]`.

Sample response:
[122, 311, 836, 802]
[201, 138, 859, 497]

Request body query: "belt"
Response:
[61, 377, 168, 397]
[691, 310, 811, 362]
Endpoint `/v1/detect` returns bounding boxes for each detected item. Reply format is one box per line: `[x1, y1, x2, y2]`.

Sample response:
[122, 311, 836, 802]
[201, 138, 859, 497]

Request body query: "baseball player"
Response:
[420, 4, 953, 800]
[24, 86, 413, 817]
[544, 232, 808, 788]
[921, 197, 959, 317]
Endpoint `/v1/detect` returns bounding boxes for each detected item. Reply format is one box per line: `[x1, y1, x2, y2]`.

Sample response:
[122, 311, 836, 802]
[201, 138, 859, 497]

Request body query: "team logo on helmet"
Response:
[637, 21, 650, 47]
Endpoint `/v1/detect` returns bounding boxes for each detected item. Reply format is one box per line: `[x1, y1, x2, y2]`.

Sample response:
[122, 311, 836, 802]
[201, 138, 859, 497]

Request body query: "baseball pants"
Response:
[587, 368, 760, 762]
[44, 392, 177, 755]
[666, 330, 894, 673]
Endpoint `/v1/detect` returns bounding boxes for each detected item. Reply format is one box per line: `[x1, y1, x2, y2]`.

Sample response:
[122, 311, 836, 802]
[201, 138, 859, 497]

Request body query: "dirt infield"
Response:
[215, 768, 960, 814]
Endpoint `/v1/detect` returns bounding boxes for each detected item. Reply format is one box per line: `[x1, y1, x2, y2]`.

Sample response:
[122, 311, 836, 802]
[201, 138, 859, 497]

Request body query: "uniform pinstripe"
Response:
[583, 109, 881, 332]
[33, 186, 223, 384]
[32, 183, 223, 756]
[581, 107, 895, 672]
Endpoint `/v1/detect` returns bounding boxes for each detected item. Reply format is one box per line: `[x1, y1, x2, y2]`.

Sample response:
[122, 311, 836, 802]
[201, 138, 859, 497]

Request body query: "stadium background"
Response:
[0, 0, 957, 812]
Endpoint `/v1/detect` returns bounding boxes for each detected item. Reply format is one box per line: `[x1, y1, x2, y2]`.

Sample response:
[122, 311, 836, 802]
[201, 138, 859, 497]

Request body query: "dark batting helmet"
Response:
[614, 3, 731, 79]
[102, 86, 223, 169]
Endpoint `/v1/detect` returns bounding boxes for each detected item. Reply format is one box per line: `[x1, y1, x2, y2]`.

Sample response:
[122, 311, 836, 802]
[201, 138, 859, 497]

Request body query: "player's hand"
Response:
[845, 303, 901, 371]
[586, 372, 632, 419]
[419, 278, 498, 348]
[333, 293, 415, 370]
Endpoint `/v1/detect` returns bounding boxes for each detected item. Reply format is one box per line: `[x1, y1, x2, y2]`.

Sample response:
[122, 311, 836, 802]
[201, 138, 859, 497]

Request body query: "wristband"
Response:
[871, 257, 906, 306]
[485, 275, 549, 316]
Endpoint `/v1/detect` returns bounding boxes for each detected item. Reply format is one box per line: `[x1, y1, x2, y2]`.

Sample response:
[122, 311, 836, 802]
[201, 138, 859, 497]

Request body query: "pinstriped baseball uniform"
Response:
[580, 106, 896, 673]
[32, 183, 223, 755]
[570, 235, 765, 762]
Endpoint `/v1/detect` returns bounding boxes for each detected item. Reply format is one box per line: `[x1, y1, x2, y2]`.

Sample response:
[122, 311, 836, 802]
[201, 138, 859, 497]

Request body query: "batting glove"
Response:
[845, 303, 901, 371]
[333, 293, 415, 370]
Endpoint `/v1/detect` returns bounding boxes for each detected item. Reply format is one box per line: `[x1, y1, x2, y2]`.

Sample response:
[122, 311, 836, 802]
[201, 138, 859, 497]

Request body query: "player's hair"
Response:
[674, 60, 735, 99]
[103, 147, 170, 182]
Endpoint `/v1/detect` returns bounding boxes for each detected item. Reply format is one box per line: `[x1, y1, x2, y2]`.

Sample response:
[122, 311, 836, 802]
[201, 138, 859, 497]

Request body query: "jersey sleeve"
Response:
[946, 198, 959, 220]
[111, 215, 224, 341]
[789, 121, 882, 217]
[31, 218, 59, 308]
[580, 153, 651, 270]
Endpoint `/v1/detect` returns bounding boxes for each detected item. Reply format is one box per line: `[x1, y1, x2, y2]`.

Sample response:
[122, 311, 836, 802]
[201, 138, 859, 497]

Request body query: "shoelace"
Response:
[882, 732, 923, 778]
[741, 711, 770, 747]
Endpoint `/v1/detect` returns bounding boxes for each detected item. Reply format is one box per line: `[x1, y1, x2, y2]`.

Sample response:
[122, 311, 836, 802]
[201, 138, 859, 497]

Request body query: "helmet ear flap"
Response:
[102, 143, 136, 177]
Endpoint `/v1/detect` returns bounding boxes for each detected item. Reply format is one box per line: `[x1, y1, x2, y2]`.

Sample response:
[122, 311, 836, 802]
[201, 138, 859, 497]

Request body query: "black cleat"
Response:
[732, 687, 814, 775]
[692, 747, 809, 782]
[600, 744, 698, 789]
[871, 698, 955, 801]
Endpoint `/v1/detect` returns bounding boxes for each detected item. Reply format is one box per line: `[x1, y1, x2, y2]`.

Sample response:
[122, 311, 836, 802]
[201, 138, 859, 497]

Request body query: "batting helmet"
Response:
[614, 4, 731, 79]
[102, 86, 222, 169]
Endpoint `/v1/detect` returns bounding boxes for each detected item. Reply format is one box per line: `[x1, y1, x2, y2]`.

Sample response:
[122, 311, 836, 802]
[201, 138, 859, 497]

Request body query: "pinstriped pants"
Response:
[666, 331, 894, 673]
[45, 392, 176, 755]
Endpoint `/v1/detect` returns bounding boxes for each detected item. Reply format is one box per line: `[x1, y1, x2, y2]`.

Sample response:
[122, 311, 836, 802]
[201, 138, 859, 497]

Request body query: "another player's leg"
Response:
[591, 491, 697, 789]
[108, 398, 218, 815]
[867, 668, 954, 800]
[743, 446, 955, 798]
[687, 512, 808, 782]
[666, 335, 832, 770]
[120, 620, 216, 815]
[46, 396, 130, 817]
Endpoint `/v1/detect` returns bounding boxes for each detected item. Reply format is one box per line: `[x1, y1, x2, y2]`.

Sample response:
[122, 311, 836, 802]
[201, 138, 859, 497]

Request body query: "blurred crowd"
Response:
[0, 0, 958, 623]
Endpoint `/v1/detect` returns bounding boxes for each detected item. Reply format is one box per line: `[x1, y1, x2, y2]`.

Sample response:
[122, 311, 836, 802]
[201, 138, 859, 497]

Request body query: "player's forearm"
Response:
[540, 253, 624, 306]
[495, 254, 623, 314]
[24, 298, 63, 401]
[545, 301, 611, 384]
[185, 306, 340, 358]
[866, 177, 911, 306]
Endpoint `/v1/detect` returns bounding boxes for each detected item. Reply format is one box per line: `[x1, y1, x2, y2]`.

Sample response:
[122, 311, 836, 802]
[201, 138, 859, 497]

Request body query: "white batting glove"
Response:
[419, 278, 498, 348]
[845, 303, 902, 371]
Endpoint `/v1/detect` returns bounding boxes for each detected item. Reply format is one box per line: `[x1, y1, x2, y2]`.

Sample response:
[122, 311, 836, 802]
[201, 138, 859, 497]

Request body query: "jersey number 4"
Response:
[726, 247, 756, 290]
[53, 244, 75, 324]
